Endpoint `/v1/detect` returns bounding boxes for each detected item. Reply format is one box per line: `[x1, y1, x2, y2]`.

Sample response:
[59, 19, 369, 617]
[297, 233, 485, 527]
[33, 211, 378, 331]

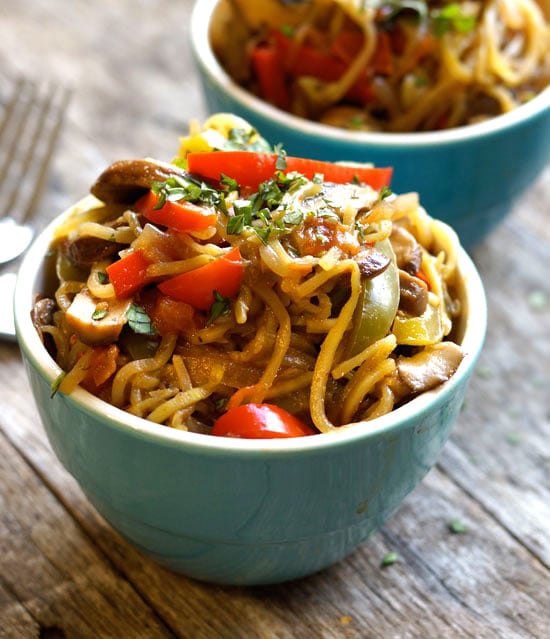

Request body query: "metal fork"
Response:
[0, 77, 70, 342]
[0, 77, 70, 264]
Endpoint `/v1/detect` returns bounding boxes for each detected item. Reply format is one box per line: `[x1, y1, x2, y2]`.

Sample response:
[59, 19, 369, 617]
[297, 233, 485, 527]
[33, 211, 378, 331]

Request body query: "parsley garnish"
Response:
[379, 185, 393, 200]
[280, 23, 295, 38]
[220, 127, 272, 153]
[220, 174, 239, 193]
[50, 372, 66, 398]
[448, 518, 467, 534]
[152, 175, 227, 214]
[381, 551, 399, 567]
[97, 271, 108, 284]
[126, 303, 158, 335]
[92, 308, 108, 321]
[282, 209, 304, 225]
[208, 291, 231, 325]
[274, 144, 288, 170]
[432, 3, 477, 36]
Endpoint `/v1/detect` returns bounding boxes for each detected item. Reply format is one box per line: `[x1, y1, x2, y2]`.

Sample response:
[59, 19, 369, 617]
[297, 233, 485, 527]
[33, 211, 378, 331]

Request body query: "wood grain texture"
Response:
[0, 0, 549, 637]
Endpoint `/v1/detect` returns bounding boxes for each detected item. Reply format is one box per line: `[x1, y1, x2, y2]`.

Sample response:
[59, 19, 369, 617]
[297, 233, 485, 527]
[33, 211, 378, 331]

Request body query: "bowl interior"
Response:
[15, 197, 487, 456]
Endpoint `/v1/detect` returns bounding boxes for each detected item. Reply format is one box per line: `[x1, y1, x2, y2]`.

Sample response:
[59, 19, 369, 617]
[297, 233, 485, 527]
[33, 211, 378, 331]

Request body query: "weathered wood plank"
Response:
[0, 0, 549, 636]
[0, 411, 176, 638]
[1, 342, 548, 638]
[440, 193, 550, 568]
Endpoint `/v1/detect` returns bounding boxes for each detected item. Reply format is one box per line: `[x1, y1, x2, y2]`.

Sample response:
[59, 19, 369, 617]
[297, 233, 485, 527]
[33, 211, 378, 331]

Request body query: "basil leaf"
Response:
[208, 291, 231, 325]
[92, 308, 108, 321]
[126, 303, 158, 335]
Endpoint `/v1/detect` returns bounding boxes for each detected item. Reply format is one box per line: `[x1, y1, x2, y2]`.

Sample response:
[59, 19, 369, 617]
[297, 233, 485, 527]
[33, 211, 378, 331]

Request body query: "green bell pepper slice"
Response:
[345, 238, 400, 357]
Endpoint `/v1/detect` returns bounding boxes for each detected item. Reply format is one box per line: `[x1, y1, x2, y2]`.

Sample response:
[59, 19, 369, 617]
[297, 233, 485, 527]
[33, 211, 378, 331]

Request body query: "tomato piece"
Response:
[187, 152, 392, 192]
[134, 190, 217, 232]
[157, 247, 244, 310]
[212, 403, 316, 438]
[81, 344, 119, 391]
[150, 294, 197, 335]
[106, 249, 152, 298]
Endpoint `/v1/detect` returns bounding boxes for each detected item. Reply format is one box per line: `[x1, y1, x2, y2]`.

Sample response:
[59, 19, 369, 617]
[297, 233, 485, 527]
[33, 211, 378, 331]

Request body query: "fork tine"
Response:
[0, 76, 26, 144]
[18, 85, 71, 223]
[0, 78, 70, 223]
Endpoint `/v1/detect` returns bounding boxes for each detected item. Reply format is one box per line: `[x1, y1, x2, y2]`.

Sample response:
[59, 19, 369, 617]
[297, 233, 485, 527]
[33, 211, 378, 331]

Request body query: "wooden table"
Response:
[0, 1, 548, 637]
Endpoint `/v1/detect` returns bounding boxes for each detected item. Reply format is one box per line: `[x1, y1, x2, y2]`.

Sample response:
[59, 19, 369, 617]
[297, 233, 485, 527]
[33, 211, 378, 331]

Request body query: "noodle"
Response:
[215, 0, 550, 131]
[36, 115, 466, 436]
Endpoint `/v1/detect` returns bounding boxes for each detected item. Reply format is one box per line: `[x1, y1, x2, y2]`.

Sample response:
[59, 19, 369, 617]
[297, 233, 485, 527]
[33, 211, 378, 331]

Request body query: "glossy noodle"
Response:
[34, 115, 465, 436]
[213, 0, 550, 131]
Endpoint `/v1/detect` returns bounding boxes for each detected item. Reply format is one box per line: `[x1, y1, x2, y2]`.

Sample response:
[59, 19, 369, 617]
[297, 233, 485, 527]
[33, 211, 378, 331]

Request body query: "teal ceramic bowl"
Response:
[15, 198, 486, 585]
[190, 0, 550, 248]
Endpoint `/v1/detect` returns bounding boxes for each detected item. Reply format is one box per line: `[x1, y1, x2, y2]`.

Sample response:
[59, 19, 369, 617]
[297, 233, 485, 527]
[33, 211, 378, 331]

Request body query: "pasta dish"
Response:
[34, 114, 465, 437]
[212, 0, 550, 131]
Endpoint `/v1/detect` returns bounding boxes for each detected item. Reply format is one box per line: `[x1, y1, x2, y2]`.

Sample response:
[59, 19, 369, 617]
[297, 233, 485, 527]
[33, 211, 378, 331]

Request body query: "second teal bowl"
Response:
[190, 0, 550, 248]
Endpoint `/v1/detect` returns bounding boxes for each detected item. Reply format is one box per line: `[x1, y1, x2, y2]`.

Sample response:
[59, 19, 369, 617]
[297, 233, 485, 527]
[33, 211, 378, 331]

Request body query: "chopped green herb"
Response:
[220, 174, 239, 193]
[527, 290, 547, 311]
[432, 3, 477, 37]
[475, 366, 492, 379]
[505, 432, 522, 446]
[254, 226, 272, 245]
[208, 291, 231, 325]
[152, 175, 227, 214]
[448, 518, 467, 534]
[379, 185, 393, 200]
[214, 396, 229, 411]
[50, 372, 66, 398]
[355, 221, 367, 241]
[274, 144, 288, 170]
[97, 271, 108, 284]
[126, 303, 158, 335]
[220, 127, 272, 153]
[312, 172, 324, 184]
[92, 308, 108, 321]
[349, 115, 364, 129]
[381, 551, 399, 566]
[280, 23, 295, 38]
[282, 209, 304, 226]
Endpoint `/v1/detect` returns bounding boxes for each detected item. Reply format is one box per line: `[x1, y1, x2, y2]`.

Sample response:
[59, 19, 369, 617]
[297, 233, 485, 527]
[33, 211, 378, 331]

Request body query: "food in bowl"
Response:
[33, 113, 465, 437]
[212, 0, 550, 131]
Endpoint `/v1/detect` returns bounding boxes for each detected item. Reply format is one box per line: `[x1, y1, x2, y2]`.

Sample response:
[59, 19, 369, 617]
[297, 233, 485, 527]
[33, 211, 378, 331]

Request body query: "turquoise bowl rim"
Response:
[190, 0, 550, 149]
[14, 196, 487, 457]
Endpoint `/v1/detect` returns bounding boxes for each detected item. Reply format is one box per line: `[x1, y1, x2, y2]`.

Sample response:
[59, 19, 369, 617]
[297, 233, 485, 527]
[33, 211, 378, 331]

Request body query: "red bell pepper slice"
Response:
[134, 190, 217, 233]
[270, 31, 374, 105]
[106, 249, 152, 298]
[187, 151, 392, 192]
[158, 247, 244, 310]
[251, 45, 290, 110]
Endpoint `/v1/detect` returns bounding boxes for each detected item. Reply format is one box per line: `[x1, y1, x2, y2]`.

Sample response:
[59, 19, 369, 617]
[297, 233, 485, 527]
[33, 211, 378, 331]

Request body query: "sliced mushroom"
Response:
[390, 225, 422, 274]
[398, 269, 429, 316]
[65, 288, 131, 345]
[396, 342, 464, 396]
[90, 159, 188, 205]
[355, 246, 390, 278]
[65, 236, 124, 269]
[31, 297, 57, 329]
